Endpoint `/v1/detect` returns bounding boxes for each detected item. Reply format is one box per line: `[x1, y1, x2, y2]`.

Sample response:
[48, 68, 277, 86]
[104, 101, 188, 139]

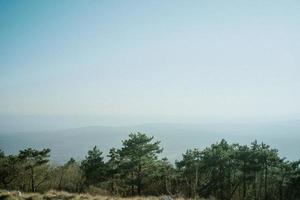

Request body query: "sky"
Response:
[0, 0, 300, 128]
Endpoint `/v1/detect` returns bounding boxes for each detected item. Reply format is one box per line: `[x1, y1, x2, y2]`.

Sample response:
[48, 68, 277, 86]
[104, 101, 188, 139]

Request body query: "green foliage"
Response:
[18, 148, 51, 192]
[1, 133, 300, 200]
[109, 132, 163, 196]
[0, 153, 19, 189]
[48, 158, 85, 192]
[80, 146, 106, 186]
[18, 148, 50, 167]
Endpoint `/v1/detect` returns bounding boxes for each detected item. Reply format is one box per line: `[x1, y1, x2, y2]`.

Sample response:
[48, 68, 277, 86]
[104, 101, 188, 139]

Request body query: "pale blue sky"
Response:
[1, 0, 300, 126]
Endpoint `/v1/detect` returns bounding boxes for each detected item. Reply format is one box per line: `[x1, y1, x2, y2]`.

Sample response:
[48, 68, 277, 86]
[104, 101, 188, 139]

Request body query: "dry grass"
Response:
[0, 190, 212, 200]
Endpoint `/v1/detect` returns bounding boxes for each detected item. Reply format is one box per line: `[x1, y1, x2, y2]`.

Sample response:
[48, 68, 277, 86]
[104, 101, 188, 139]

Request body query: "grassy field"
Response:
[0, 190, 157, 200]
[0, 190, 213, 200]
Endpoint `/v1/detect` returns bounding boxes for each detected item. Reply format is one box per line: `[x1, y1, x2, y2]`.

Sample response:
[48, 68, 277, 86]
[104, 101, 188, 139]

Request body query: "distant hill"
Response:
[1, 121, 300, 163]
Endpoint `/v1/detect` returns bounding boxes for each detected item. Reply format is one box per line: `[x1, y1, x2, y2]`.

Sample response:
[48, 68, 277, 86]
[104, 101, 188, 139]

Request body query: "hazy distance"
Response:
[0, 1, 300, 162]
[1, 1, 300, 122]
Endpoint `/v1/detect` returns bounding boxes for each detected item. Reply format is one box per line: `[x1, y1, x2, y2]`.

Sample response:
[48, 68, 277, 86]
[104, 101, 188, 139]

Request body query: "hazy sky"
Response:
[1, 0, 300, 126]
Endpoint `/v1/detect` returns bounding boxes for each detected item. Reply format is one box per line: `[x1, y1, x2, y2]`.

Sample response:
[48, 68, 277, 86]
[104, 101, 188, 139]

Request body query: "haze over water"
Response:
[0, 0, 300, 161]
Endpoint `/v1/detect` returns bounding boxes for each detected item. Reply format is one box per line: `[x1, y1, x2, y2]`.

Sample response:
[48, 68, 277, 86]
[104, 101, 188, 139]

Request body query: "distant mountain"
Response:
[0, 121, 300, 163]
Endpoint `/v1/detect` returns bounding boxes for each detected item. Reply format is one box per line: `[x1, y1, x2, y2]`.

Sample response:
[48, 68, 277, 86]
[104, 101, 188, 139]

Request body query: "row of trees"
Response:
[1, 132, 300, 200]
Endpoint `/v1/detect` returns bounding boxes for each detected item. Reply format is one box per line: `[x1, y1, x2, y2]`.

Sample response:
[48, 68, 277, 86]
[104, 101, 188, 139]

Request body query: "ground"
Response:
[0, 190, 213, 200]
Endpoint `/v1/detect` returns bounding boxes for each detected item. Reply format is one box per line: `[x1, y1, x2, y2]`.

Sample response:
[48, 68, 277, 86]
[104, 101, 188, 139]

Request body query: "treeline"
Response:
[0, 132, 300, 200]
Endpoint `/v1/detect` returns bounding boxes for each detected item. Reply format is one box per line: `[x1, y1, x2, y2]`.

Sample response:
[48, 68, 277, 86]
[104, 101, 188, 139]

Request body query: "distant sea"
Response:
[1, 121, 300, 163]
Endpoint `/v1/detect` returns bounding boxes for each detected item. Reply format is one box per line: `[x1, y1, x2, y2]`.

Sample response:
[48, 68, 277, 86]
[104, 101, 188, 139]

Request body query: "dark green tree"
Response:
[81, 146, 106, 186]
[176, 149, 202, 198]
[106, 148, 122, 195]
[118, 132, 163, 195]
[18, 148, 51, 192]
[0, 150, 19, 189]
[143, 157, 176, 195]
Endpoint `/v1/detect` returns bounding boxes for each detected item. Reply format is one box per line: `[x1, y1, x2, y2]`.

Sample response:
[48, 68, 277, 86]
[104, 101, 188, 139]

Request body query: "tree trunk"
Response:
[243, 161, 247, 199]
[58, 168, 64, 190]
[30, 167, 35, 192]
[264, 162, 268, 200]
[253, 171, 257, 200]
[279, 173, 285, 200]
[137, 164, 142, 195]
[220, 167, 225, 200]
[259, 170, 263, 200]
[131, 171, 135, 196]
[194, 166, 198, 198]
